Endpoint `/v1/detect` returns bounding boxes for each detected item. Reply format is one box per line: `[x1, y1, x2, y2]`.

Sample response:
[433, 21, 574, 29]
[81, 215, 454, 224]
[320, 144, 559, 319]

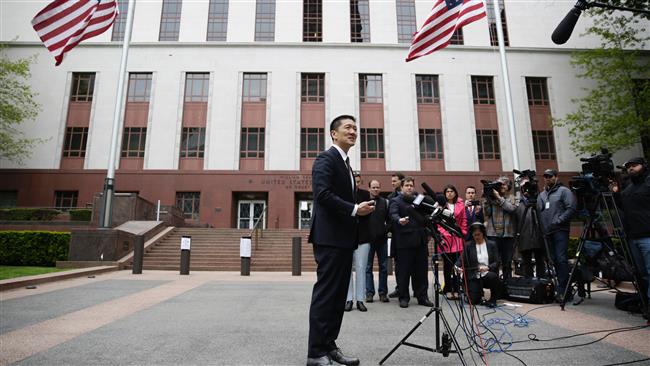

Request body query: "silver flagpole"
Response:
[491, 0, 520, 171]
[100, 0, 136, 228]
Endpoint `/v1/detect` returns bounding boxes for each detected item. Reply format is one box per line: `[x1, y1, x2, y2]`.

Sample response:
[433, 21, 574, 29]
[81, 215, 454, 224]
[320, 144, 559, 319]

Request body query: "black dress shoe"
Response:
[344, 301, 353, 312]
[417, 298, 433, 307]
[379, 294, 389, 302]
[399, 299, 409, 308]
[365, 293, 374, 303]
[306, 355, 333, 366]
[388, 289, 399, 298]
[357, 301, 367, 312]
[328, 348, 360, 366]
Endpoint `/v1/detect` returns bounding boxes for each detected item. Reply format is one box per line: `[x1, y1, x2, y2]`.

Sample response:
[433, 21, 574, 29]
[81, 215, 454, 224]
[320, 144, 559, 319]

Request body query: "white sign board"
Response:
[240, 237, 252, 258]
[387, 238, 391, 257]
[181, 236, 191, 250]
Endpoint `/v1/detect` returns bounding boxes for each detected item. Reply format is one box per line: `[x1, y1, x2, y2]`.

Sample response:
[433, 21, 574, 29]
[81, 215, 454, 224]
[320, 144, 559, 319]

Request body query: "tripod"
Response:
[560, 191, 647, 311]
[379, 225, 467, 366]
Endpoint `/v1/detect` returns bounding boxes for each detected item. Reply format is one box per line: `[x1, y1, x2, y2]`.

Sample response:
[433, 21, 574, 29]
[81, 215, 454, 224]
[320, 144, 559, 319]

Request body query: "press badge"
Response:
[545, 201, 550, 210]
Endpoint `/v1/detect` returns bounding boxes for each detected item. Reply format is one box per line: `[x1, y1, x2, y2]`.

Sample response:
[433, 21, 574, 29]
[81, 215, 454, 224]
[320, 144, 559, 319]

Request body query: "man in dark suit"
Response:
[389, 176, 433, 308]
[307, 115, 375, 366]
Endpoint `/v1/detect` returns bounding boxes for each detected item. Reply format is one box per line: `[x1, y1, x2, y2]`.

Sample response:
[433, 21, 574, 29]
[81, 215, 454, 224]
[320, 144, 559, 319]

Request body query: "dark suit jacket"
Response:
[308, 146, 358, 249]
[389, 194, 427, 249]
[456, 240, 500, 279]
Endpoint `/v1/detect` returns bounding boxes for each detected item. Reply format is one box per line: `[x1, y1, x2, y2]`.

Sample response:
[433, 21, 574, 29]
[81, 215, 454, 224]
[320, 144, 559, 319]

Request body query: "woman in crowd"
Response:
[456, 222, 501, 307]
[440, 184, 468, 300]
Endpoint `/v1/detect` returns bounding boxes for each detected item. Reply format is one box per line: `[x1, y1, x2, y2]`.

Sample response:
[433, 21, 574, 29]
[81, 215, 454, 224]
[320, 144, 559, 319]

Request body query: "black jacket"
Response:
[356, 188, 372, 243]
[308, 147, 358, 249]
[456, 239, 500, 279]
[619, 169, 650, 239]
[514, 198, 545, 251]
[389, 194, 428, 249]
[366, 196, 390, 244]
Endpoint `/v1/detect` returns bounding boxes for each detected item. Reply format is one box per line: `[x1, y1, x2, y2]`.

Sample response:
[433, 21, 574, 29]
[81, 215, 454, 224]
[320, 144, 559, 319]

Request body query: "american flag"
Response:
[406, 0, 486, 62]
[32, 0, 119, 66]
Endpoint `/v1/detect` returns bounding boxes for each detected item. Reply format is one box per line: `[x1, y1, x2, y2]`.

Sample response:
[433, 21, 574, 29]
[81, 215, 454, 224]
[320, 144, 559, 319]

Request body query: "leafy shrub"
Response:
[0, 231, 70, 266]
[0, 208, 61, 221]
[69, 209, 92, 222]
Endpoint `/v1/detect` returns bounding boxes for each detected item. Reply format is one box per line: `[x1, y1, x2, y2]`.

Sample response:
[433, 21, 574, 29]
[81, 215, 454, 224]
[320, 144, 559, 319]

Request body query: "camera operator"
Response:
[537, 169, 576, 302]
[514, 176, 546, 279]
[611, 157, 650, 319]
[482, 176, 518, 281]
[389, 177, 433, 308]
[465, 186, 484, 240]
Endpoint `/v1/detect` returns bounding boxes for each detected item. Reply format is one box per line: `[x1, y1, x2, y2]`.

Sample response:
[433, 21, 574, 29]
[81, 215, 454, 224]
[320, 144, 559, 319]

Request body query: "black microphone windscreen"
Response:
[421, 182, 436, 197]
[551, 6, 582, 45]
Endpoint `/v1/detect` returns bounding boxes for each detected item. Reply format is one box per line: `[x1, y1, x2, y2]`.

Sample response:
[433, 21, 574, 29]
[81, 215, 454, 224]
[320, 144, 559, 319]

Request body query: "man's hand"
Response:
[475, 204, 482, 212]
[479, 265, 489, 273]
[492, 189, 502, 199]
[465, 200, 472, 208]
[399, 216, 410, 225]
[609, 179, 619, 193]
[357, 200, 375, 216]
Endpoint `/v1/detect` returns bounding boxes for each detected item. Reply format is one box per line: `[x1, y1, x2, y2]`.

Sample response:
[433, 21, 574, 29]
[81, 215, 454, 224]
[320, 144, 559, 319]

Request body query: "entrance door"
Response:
[298, 200, 313, 229]
[238, 200, 266, 229]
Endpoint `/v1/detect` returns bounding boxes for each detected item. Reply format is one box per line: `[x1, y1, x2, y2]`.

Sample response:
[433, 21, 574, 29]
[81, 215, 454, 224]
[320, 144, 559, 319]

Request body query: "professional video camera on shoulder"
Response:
[514, 169, 539, 200]
[480, 179, 502, 201]
[570, 147, 616, 196]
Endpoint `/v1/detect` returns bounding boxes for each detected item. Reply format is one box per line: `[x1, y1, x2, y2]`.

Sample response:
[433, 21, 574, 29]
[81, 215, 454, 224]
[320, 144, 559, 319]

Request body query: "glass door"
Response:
[238, 200, 266, 229]
[298, 200, 313, 229]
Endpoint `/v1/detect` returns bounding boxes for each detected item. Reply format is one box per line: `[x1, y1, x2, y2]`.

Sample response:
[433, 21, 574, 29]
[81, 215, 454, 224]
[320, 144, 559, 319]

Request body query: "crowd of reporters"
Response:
[346, 156, 650, 320]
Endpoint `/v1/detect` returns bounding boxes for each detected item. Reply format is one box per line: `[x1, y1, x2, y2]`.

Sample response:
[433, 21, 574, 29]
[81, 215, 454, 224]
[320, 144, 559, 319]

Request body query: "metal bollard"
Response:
[292, 236, 302, 276]
[132, 235, 144, 274]
[240, 236, 251, 276]
[180, 235, 191, 275]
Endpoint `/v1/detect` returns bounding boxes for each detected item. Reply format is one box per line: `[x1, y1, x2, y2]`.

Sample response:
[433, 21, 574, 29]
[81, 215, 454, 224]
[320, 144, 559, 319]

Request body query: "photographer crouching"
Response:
[611, 157, 650, 319]
[482, 176, 517, 281]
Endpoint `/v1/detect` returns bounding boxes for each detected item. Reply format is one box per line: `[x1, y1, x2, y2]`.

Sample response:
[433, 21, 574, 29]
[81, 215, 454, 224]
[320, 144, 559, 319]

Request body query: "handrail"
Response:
[250, 205, 268, 251]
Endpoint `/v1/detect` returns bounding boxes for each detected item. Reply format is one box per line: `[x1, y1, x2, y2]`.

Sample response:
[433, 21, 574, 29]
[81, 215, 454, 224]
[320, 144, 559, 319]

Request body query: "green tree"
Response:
[555, 7, 650, 159]
[0, 46, 42, 164]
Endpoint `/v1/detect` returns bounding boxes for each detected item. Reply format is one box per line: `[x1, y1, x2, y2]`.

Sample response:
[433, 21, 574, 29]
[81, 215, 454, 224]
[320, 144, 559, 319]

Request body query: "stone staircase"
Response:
[137, 228, 315, 271]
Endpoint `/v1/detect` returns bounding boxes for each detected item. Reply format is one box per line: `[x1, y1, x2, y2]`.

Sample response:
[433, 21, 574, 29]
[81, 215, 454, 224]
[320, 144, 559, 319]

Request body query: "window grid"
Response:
[476, 129, 501, 160]
[180, 127, 206, 158]
[396, 0, 416, 44]
[62, 127, 89, 158]
[121, 127, 147, 158]
[300, 128, 325, 158]
[350, 0, 370, 43]
[111, 0, 128, 41]
[415, 75, 440, 104]
[242, 73, 267, 102]
[176, 192, 200, 220]
[525, 77, 550, 106]
[359, 74, 383, 103]
[532, 130, 557, 160]
[419, 129, 443, 159]
[54, 191, 78, 210]
[159, 0, 182, 41]
[207, 0, 229, 41]
[450, 28, 464, 45]
[360, 128, 385, 159]
[240, 127, 265, 158]
[303, 0, 322, 42]
[255, 0, 276, 41]
[70, 73, 95, 102]
[127, 73, 152, 102]
[184, 73, 210, 102]
[471, 76, 495, 105]
[301, 73, 325, 102]
[487, 0, 509, 46]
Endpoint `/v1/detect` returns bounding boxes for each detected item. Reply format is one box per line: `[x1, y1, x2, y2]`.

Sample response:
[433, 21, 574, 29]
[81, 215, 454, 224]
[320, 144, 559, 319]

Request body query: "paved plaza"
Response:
[1, 270, 649, 366]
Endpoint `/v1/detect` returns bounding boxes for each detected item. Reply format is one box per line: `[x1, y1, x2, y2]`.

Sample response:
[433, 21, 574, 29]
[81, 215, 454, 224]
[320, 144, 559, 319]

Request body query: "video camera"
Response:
[408, 182, 464, 238]
[480, 179, 502, 201]
[570, 148, 615, 197]
[513, 169, 539, 200]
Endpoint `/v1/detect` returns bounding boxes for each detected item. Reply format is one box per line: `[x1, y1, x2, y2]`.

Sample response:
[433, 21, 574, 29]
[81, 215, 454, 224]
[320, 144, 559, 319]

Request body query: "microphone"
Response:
[421, 182, 446, 206]
[551, 0, 588, 45]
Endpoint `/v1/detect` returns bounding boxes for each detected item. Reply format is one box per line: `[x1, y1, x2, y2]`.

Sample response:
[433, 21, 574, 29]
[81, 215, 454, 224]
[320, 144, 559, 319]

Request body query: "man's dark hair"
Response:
[402, 176, 415, 186]
[392, 172, 405, 180]
[368, 179, 380, 188]
[330, 115, 356, 133]
[466, 185, 476, 192]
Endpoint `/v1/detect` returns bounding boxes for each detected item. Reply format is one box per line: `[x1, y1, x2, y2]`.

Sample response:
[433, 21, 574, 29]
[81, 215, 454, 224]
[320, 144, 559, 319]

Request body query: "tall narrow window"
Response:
[532, 131, 556, 160]
[396, 0, 416, 44]
[242, 73, 268, 102]
[70, 73, 95, 102]
[207, 0, 229, 41]
[360, 128, 384, 158]
[449, 29, 464, 45]
[301, 128, 325, 158]
[240, 127, 265, 158]
[471, 76, 495, 105]
[54, 191, 78, 210]
[476, 129, 500, 160]
[176, 192, 201, 220]
[127, 73, 153, 102]
[255, 0, 276, 41]
[526, 77, 549, 106]
[121, 127, 147, 157]
[359, 74, 383, 103]
[180, 128, 206, 158]
[416, 75, 439, 104]
[111, 0, 129, 41]
[62, 127, 89, 158]
[526, 77, 556, 163]
[350, 0, 370, 43]
[487, 0, 509, 46]
[419, 129, 443, 159]
[301, 73, 325, 102]
[303, 0, 322, 42]
[184, 73, 210, 102]
[159, 0, 182, 41]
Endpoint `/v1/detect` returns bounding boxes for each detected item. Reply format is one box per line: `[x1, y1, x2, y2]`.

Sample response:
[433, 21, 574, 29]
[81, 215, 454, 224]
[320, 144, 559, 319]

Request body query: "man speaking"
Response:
[307, 115, 375, 366]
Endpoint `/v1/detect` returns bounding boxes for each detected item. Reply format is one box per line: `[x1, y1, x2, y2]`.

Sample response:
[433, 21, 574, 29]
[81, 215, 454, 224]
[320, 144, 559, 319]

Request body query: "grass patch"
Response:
[0, 266, 68, 280]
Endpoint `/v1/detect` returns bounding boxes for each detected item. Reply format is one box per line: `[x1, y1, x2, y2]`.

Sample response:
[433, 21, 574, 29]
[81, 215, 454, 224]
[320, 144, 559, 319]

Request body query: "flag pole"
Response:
[491, 0, 520, 171]
[100, 0, 135, 228]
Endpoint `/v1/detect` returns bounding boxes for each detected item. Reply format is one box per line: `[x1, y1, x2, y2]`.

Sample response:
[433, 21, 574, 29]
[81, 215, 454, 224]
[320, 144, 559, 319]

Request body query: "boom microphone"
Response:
[551, 0, 588, 45]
